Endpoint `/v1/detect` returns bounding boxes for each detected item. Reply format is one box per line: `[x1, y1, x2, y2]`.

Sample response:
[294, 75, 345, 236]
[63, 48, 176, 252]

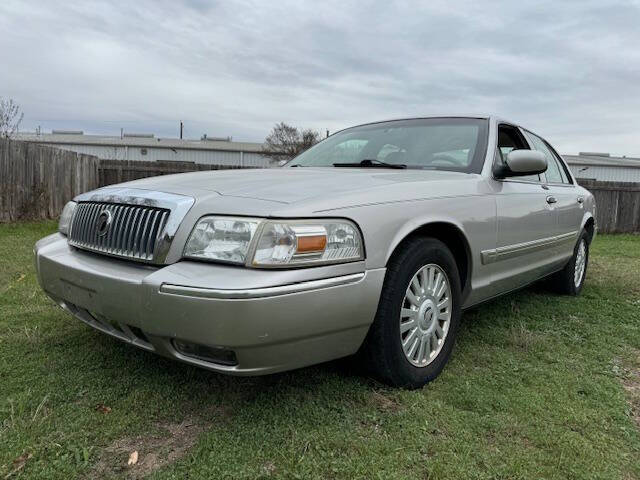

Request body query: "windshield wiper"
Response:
[333, 159, 407, 169]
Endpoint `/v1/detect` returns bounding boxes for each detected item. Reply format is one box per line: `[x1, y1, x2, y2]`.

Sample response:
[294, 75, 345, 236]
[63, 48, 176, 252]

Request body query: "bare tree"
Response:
[262, 122, 321, 162]
[0, 98, 24, 138]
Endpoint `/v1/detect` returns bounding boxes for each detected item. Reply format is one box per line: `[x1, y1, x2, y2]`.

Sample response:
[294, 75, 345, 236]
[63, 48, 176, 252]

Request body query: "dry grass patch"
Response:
[88, 417, 211, 479]
[620, 350, 640, 430]
[507, 322, 547, 352]
[369, 390, 403, 413]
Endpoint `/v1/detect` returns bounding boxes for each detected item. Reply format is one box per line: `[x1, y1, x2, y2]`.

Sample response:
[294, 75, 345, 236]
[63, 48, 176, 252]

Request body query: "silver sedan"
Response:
[34, 116, 596, 388]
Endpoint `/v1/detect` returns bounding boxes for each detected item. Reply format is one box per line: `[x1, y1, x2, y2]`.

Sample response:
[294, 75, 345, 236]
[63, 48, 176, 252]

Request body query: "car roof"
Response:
[341, 115, 520, 132]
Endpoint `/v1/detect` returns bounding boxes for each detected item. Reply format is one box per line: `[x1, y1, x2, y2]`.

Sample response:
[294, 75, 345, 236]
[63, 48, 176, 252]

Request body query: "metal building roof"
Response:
[563, 153, 640, 168]
[14, 132, 264, 153]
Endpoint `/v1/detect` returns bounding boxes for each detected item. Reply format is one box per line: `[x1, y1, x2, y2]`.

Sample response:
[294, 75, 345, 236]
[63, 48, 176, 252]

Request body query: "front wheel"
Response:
[362, 237, 462, 388]
[549, 230, 590, 295]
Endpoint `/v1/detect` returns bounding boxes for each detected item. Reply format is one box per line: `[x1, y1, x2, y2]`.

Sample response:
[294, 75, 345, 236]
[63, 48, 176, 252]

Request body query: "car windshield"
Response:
[288, 118, 489, 173]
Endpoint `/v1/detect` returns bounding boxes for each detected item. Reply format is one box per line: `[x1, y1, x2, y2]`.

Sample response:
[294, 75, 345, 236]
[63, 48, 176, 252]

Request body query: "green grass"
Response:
[1, 222, 639, 479]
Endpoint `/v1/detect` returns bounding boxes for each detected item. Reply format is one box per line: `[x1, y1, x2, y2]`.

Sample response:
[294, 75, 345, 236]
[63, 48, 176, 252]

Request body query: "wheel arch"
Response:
[385, 220, 473, 299]
[581, 213, 596, 244]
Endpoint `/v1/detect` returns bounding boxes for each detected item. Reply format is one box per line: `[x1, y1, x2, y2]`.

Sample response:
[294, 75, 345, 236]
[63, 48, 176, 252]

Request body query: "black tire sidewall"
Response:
[375, 238, 462, 388]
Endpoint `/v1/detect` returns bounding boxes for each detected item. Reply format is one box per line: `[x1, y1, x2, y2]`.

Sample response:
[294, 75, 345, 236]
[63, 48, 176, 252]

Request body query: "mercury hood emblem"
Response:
[96, 210, 113, 237]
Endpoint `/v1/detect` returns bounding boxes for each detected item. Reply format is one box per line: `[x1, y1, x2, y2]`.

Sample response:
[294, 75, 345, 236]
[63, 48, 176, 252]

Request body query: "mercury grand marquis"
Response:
[34, 116, 596, 388]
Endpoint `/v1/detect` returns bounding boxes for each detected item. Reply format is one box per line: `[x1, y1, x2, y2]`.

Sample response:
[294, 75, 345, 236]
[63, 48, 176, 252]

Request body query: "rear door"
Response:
[486, 124, 558, 295]
[522, 130, 582, 260]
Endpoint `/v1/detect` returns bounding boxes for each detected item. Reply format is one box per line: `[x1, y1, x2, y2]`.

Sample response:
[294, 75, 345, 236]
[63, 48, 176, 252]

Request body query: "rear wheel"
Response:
[362, 237, 462, 388]
[549, 230, 590, 295]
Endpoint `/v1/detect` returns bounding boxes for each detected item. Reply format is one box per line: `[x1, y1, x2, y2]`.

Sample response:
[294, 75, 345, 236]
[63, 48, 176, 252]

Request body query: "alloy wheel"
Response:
[399, 264, 452, 367]
[574, 239, 587, 287]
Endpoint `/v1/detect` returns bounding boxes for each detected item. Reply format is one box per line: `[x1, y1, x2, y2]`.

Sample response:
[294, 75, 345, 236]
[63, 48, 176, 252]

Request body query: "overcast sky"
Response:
[1, 0, 639, 155]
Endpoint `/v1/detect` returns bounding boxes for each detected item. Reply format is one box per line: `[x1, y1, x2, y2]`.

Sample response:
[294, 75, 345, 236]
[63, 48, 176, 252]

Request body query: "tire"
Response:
[548, 230, 590, 295]
[362, 237, 462, 389]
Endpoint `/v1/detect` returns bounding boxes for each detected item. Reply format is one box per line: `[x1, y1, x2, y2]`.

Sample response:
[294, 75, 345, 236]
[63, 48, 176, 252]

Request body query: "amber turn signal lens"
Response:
[296, 235, 327, 253]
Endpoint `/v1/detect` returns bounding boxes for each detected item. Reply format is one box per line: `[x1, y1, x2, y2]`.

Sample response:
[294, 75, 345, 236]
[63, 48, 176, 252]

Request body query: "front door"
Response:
[486, 124, 558, 296]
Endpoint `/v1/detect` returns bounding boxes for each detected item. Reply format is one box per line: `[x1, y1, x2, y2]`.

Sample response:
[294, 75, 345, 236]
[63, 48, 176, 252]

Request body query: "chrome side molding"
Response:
[481, 231, 578, 265]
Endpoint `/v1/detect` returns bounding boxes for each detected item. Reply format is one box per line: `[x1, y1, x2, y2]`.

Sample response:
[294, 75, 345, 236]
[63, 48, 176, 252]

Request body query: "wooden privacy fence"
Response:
[579, 180, 640, 233]
[0, 139, 255, 222]
[98, 159, 251, 186]
[0, 138, 100, 222]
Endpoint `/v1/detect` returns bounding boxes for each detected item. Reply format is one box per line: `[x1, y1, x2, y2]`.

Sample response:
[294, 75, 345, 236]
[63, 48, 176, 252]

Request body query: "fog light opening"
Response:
[172, 339, 238, 366]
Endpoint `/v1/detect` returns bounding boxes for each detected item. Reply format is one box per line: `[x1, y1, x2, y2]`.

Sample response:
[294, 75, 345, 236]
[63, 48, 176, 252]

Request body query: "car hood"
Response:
[118, 167, 476, 206]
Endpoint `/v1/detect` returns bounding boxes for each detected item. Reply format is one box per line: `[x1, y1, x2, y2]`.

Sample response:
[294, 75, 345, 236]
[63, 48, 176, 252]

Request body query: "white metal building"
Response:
[15, 131, 273, 167]
[563, 153, 640, 183]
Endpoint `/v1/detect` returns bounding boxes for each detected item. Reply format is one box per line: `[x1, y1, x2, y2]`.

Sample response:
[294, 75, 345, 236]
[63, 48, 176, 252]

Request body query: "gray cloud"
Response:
[1, 0, 639, 154]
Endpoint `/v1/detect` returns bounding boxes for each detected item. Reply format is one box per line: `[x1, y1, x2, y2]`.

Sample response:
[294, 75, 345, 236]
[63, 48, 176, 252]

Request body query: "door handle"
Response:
[546, 195, 557, 204]
[577, 196, 584, 204]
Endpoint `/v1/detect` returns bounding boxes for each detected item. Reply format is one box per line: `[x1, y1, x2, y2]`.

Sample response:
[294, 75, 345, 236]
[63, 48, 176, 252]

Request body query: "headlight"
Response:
[252, 220, 363, 266]
[183, 216, 261, 264]
[183, 217, 364, 267]
[58, 201, 77, 236]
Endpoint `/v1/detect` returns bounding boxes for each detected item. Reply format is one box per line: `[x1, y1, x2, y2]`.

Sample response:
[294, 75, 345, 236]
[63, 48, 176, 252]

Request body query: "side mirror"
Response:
[494, 150, 547, 179]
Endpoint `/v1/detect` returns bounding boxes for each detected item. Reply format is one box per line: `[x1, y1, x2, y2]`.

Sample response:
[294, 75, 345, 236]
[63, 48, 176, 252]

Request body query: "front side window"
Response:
[496, 124, 540, 182]
[288, 118, 489, 173]
[523, 131, 569, 184]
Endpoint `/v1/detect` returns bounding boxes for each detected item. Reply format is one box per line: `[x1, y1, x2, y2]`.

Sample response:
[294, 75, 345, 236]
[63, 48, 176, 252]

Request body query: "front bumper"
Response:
[34, 234, 385, 375]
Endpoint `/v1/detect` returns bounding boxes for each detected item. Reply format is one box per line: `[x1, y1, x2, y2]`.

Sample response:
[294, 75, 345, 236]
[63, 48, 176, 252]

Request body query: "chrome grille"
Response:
[69, 202, 170, 262]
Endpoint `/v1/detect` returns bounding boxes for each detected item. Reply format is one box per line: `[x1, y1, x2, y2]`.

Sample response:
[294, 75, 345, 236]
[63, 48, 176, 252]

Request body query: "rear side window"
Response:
[546, 141, 573, 184]
[524, 131, 569, 184]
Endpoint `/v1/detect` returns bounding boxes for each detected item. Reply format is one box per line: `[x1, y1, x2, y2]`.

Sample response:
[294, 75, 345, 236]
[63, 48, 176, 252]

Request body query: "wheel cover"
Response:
[399, 263, 452, 367]
[574, 239, 587, 287]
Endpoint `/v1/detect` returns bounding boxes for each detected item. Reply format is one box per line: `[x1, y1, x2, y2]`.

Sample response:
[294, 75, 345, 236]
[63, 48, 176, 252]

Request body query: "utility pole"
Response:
[180, 121, 184, 139]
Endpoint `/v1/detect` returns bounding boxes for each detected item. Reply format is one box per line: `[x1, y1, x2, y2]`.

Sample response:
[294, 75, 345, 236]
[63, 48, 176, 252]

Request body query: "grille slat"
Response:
[108, 206, 121, 252]
[154, 211, 168, 254]
[134, 209, 149, 257]
[127, 208, 141, 254]
[87, 204, 100, 245]
[114, 205, 125, 252]
[69, 202, 170, 263]
[140, 210, 153, 258]
[116, 206, 131, 255]
[104, 205, 114, 250]
[80, 204, 93, 244]
[145, 211, 159, 258]
[77, 203, 88, 243]
[71, 202, 84, 239]
[123, 208, 135, 253]
[92, 204, 101, 245]
[105, 205, 117, 252]
[80, 204, 92, 242]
